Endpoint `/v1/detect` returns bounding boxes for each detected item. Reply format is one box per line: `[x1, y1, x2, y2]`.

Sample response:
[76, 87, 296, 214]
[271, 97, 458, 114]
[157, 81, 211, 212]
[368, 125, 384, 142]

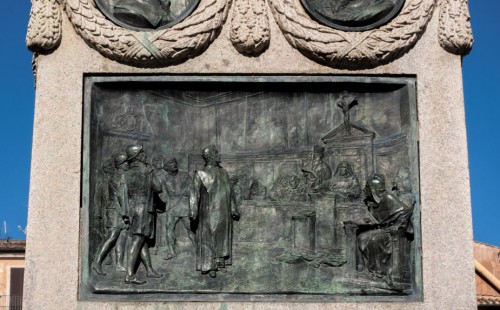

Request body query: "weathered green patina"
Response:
[81, 75, 421, 301]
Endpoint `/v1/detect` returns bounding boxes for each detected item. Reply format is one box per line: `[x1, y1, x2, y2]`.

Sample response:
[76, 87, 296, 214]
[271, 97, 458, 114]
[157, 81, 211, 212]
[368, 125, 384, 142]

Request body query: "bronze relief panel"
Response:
[81, 75, 421, 301]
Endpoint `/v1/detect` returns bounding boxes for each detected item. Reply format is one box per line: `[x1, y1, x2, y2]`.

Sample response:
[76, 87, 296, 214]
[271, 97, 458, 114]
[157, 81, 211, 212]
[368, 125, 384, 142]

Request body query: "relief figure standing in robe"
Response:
[189, 145, 240, 278]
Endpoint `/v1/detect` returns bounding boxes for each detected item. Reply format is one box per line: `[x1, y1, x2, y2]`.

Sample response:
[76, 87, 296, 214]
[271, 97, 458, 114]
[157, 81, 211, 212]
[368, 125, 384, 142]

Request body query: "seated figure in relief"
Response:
[356, 174, 413, 283]
[326, 161, 361, 202]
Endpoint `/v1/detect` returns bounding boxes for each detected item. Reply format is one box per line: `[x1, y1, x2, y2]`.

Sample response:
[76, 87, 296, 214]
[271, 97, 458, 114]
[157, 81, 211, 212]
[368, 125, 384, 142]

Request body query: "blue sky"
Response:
[0, 1, 498, 242]
[464, 1, 500, 247]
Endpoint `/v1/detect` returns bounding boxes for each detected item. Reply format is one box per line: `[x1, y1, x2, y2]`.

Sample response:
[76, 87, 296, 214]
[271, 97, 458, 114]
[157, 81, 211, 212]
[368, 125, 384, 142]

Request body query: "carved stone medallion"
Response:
[94, 0, 200, 30]
[268, 0, 435, 69]
[300, 0, 406, 31]
[64, 0, 231, 67]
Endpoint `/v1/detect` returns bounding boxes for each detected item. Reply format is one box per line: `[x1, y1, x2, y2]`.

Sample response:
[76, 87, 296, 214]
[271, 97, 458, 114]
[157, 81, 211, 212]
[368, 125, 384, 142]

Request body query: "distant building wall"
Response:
[0, 257, 25, 296]
[0, 240, 25, 309]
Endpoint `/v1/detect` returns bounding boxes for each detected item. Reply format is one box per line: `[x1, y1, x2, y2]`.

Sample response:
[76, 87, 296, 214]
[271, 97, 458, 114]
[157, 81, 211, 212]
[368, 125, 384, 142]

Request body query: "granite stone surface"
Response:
[24, 2, 476, 308]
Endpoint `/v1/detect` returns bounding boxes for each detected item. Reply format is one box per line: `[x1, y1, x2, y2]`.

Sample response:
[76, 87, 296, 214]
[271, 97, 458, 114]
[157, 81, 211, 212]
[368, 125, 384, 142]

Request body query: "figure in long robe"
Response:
[357, 174, 413, 283]
[189, 145, 239, 278]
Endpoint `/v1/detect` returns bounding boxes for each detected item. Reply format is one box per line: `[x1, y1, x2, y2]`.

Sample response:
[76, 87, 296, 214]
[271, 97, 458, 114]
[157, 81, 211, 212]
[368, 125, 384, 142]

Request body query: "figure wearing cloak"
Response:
[189, 145, 239, 277]
[357, 174, 413, 281]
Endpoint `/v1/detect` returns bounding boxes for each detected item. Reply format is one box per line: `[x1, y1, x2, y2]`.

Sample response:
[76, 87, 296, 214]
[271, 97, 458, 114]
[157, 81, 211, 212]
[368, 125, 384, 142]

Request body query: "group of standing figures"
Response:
[92, 144, 240, 284]
[91, 142, 415, 286]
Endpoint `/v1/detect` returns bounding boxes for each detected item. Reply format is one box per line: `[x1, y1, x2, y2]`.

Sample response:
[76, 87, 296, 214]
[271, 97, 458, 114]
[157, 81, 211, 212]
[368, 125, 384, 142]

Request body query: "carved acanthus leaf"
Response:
[268, 0, 435, 69]
[438, 0, 473, 55]
[65, 0, 232, 67]
[26, 0, 62, 53]
[230, 0, 270, 55]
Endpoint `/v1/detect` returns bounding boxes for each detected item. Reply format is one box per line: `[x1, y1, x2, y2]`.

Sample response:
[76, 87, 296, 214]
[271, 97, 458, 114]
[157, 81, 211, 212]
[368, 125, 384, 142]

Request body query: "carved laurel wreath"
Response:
[27, 0, 62, 53]
[230, 0, 270, 55]
[64, 0, 232, 67]
[268, 0, 436, 69]
[438, 0, 473, 55]
[27, 0, 473, 68]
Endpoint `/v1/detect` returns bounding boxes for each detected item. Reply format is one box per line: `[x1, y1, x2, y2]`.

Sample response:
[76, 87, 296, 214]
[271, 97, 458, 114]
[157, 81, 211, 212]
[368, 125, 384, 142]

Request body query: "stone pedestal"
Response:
[292, 211, 316, 252]
[23, 0, 477, 307]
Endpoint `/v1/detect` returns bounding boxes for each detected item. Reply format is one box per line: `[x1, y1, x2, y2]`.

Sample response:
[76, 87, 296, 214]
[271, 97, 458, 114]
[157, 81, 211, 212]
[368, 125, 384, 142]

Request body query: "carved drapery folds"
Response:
[26, 0, 62, 53]
[64, 0, 232, 67]
[268, 0, 436, 69]
[230, 0, 270, 56]
[438, 0, 473, 55]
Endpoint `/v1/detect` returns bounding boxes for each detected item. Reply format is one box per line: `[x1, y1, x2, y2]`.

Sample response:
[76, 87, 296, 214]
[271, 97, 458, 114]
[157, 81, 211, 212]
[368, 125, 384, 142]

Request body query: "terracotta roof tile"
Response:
[478, 294, 500, 305]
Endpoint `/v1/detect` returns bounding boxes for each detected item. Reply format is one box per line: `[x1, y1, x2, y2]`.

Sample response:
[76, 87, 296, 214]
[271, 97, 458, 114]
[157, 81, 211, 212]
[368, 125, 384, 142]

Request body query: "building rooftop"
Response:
[475, 241, 500, 307]
[0, 240, 26, 253]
